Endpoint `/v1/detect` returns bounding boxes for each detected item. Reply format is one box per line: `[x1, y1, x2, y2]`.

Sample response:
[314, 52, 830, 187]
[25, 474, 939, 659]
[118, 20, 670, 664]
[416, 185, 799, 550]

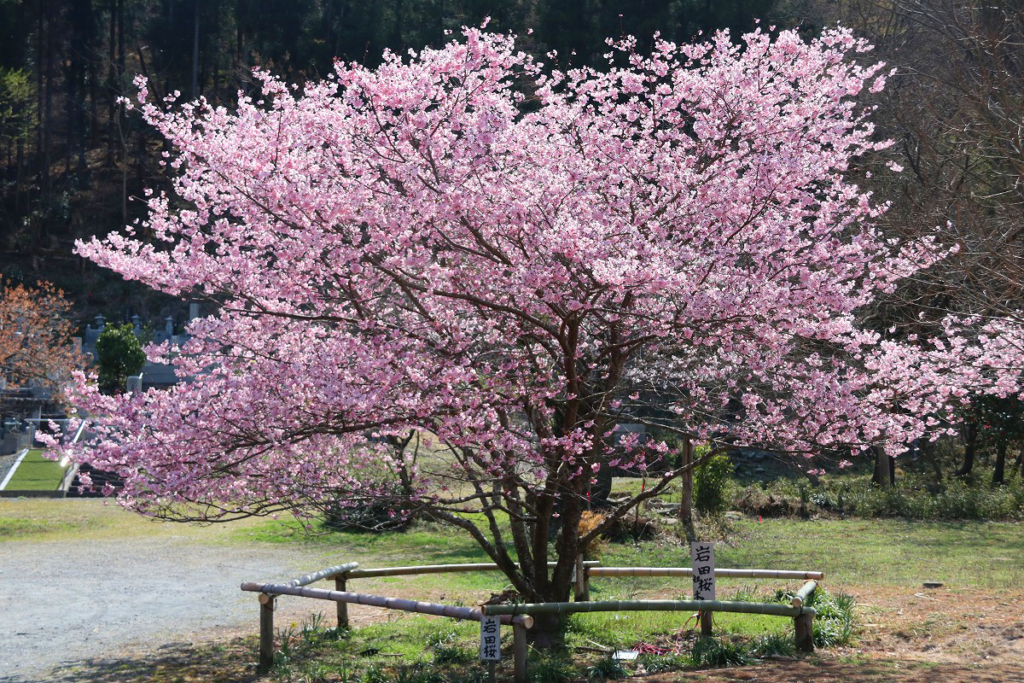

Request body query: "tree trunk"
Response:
[191, 0, 200, 99]
[36, 5, 46, 195]
[528, 612, 568, 648]
[921, 438, 942, 482]
[107, 0, 116, 165]
[955, 422, 978, 477]
[871, 445, 893, 487]
[43, 2, 54, 200]
[992, 440, 1007, 486]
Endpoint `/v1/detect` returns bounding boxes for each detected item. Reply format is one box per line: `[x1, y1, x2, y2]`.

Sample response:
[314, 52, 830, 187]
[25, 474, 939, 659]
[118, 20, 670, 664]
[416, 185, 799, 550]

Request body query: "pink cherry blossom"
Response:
[52, 26, 1019, 619]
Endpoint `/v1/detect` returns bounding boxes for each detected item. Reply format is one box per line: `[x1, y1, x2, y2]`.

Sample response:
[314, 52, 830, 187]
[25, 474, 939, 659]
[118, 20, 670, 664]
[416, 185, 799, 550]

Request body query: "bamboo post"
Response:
[513, 623, 528, 683]
[335, 575, 349, 629]
[258, 593, 275, 674]
[794, 610, 814, 652]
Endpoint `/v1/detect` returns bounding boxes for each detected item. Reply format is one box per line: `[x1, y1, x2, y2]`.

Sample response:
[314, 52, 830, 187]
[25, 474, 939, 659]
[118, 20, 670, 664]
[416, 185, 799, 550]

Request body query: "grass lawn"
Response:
[233, 515, 1024, 593]
[2, 449, 66, 491]
[4, 498, 1022, 681]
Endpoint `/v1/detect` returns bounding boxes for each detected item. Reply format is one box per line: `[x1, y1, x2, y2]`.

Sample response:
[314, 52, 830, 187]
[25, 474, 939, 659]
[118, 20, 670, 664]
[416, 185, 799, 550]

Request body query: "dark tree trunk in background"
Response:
[191, 0, 200, 98]
[36, 5, 46, 192]
[107, 0, 117, 165]
[921, 438, 942, 482]
[43, 2, 54, 199]
[955, 422, 979, 477]
[69, 0, 94, 174]
[992, 440, 1007, 486]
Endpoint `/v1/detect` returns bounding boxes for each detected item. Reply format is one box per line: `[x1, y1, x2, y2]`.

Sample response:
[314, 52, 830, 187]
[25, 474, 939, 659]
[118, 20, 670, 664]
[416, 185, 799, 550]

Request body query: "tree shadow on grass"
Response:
[6, 639, 260, 683]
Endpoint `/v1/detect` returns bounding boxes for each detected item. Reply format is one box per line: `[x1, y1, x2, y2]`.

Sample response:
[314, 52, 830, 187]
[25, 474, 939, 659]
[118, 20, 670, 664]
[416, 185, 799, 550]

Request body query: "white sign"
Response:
[479, 616, 501, 661]
[691, 542, 715, 601]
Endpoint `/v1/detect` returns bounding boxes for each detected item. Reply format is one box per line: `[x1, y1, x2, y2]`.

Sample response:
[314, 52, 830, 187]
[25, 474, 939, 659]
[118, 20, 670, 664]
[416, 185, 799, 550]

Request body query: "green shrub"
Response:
[432, 645, 474, 666]
[527, 653, 577, 683]
[586, 656, 628, 680]
[732, 472, 1024, 521]
[362, 665, 389, 683]
[809, 590, 855, 648]
[636, 653, 689, 673]
[95, 323, 146, 394]
[750, 632, 795, 658]
[694, 452, 734, 514]
[447, 669, 489, 683]
[393, 663, 445, 683]
[689, 638, 752, 667]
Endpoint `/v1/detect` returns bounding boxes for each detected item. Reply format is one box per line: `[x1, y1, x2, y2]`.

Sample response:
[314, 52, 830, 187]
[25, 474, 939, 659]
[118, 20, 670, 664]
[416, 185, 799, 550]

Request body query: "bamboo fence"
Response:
[241, 559, 822, 680]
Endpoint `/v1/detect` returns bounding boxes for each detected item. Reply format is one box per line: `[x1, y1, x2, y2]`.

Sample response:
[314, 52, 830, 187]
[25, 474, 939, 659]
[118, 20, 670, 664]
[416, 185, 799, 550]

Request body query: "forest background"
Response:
[0, 0, 1018, 349]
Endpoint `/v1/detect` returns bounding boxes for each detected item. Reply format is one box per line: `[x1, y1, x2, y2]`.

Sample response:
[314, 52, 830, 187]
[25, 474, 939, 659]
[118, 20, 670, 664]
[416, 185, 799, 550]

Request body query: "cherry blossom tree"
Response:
[52, 25, 1005, 642]
[0, 278, 83, 394]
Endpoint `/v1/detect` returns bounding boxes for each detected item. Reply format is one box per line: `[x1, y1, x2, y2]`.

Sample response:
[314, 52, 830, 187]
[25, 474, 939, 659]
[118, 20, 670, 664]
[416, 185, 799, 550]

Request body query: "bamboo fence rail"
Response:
[241, 559, 824, 680]
[344, 561, 599, 579]
[587, 567, 823, 580]
[240, 582, 533, 676]
[791, 580, 817, 608]
[480, 599, 814, 619]
[286, 562, 360, 587]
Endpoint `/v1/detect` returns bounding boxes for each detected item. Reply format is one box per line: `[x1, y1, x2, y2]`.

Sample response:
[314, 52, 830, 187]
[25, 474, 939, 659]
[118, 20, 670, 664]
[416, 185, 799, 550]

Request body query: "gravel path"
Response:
[0, 536, 321, 682]
[0, 450, 23, 487]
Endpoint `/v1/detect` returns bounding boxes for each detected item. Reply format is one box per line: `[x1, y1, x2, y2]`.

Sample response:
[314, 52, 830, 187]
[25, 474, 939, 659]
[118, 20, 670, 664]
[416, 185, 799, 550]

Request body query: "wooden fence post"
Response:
[573, 554, 590, 601]
[335, 574, 348, 629]
[258, 593, 275, 674]
[513, 622, 528, 683]
[699, 610, 713, 636]
[794, 611, 814, 652]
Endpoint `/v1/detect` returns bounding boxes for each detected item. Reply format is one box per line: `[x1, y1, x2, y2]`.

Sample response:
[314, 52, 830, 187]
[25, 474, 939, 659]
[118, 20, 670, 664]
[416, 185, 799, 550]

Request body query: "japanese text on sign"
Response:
[691, 542, 715, 601]
[479, 616, 501, 661]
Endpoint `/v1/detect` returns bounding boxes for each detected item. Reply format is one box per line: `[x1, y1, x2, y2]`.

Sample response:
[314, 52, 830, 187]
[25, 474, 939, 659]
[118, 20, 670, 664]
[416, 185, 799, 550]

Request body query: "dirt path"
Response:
[0, 535, 324, 683]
